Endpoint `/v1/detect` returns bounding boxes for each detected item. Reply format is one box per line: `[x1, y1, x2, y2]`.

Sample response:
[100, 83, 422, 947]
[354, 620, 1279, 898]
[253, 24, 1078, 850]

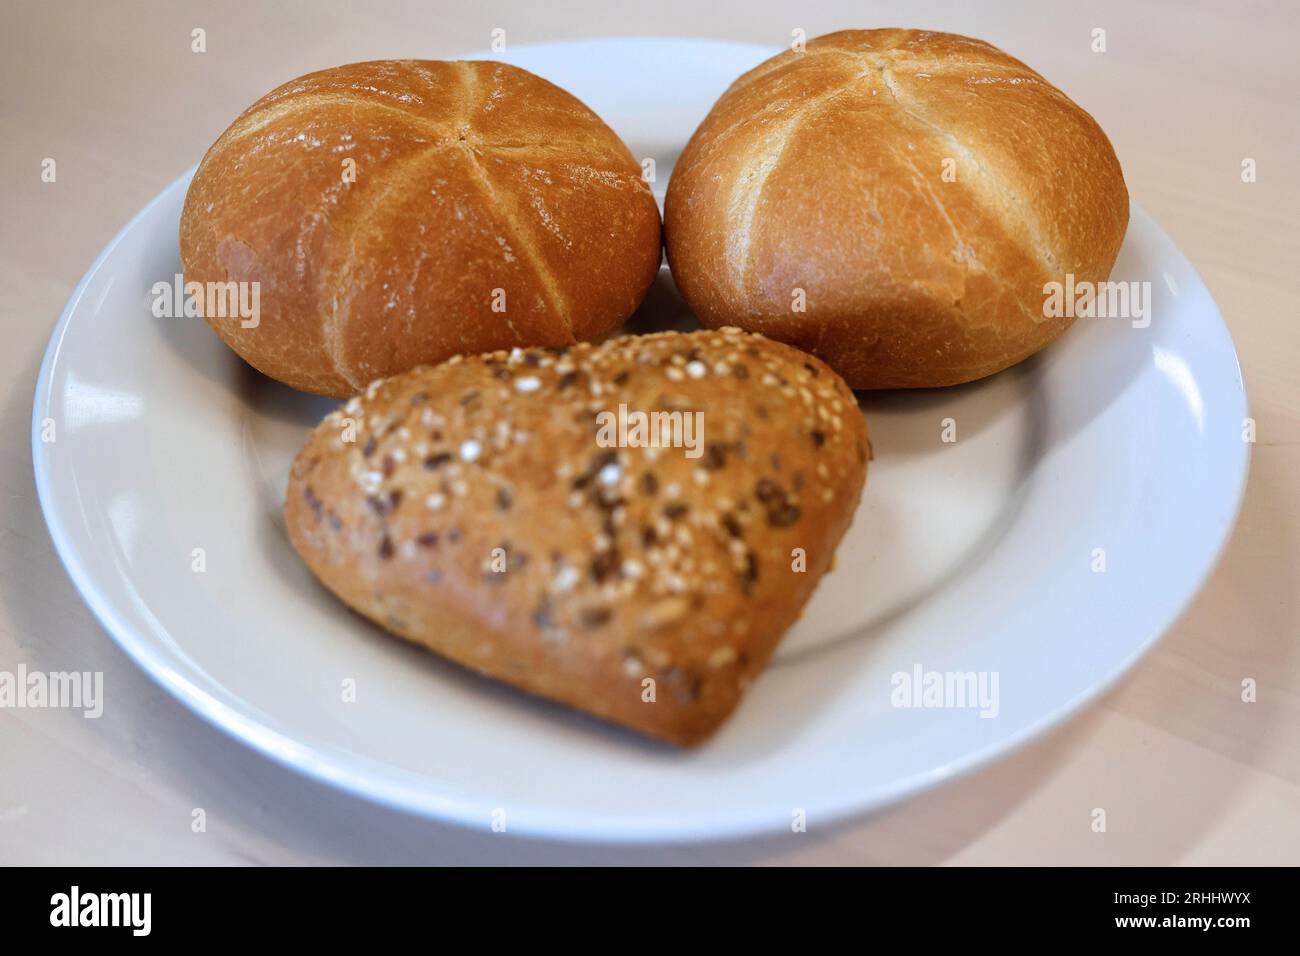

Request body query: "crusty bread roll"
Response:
[285, 328, 868, 745]
[664, 29, 1129, 389]
[182, 60, 662, 398]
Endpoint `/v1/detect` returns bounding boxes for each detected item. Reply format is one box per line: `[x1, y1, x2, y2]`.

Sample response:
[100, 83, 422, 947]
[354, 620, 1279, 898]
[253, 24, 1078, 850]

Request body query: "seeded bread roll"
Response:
[182, 59, 662, 398]
[285, 328, 869, 746]
[664, 28, 1130, 389]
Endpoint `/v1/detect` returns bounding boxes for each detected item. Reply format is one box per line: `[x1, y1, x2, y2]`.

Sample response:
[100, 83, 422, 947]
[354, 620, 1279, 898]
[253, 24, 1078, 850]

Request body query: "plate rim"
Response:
[30, 39, 1252, 844]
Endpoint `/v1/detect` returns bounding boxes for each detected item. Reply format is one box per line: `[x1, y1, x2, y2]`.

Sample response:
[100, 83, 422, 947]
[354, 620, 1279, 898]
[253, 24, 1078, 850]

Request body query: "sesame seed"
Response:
[708, 647, 738, 669]
[514, 376, 541, 393]
[686, 360, 707, 379]
[459, 439, 482, 462]
[426, 493, 447, 511]
[553, 565, 579, 592]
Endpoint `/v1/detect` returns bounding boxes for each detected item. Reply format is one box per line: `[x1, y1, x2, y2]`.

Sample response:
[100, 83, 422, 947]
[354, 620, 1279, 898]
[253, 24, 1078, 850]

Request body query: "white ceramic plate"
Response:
[32, 39, 1249, 842]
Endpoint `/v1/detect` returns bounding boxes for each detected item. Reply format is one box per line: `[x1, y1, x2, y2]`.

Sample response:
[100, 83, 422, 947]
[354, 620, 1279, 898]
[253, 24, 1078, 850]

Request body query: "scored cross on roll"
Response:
[181, 59, 663, 398]
[665, 28, 1130, 389]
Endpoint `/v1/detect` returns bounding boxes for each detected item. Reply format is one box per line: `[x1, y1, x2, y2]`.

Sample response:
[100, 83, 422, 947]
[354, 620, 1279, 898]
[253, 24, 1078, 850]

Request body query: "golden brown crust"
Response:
[664, 29, 1130, 389]
[181, 59, 663, 397]
[285, 329, 868, 746]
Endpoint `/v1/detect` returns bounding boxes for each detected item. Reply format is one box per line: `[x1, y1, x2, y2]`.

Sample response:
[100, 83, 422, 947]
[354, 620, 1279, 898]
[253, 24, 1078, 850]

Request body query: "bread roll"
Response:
[182, 60, 662, 398]
[285, 328, 868, 746]
[664, 29, 1129, 389]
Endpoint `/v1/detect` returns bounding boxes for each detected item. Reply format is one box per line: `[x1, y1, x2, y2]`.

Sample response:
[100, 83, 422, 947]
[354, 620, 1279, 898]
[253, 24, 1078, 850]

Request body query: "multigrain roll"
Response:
[182, 59, 662, 398]
[285, 328, 869, 745]
[665, 29, 1130, 389]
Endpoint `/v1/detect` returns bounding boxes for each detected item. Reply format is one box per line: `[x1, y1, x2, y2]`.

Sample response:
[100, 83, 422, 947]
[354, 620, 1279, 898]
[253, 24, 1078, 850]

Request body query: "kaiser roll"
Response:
[664, 29, 1130, 389]
[181, 59, 662, 398]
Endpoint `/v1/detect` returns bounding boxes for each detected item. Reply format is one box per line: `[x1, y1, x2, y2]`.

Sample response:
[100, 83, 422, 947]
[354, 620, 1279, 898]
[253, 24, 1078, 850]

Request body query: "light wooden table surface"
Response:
[1, 0, 1296, 865]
